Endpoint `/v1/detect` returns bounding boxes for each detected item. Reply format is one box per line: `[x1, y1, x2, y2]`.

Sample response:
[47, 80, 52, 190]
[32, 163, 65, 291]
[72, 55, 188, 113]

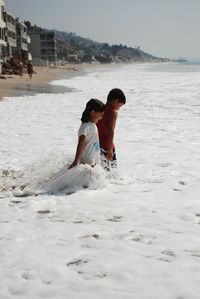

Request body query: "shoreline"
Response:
[0, 61, 179, 101]
[0, 63, 123, 101]
[0, 64, 96, 100]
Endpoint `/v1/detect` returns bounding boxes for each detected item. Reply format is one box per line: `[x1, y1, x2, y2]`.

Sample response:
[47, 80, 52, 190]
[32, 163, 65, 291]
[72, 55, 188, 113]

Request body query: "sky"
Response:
[4, 0, 200, 59]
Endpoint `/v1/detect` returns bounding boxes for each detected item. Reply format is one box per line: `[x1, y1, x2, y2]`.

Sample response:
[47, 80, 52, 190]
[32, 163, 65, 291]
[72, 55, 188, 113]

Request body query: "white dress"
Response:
[13, 122, 105, 196]
[42, 122, 102, 193]
[78, 122, 100, 166]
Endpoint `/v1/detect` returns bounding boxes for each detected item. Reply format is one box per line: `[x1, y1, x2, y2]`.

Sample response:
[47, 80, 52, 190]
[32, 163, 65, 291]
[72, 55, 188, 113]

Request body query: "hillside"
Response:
[55, 30, 167, 63]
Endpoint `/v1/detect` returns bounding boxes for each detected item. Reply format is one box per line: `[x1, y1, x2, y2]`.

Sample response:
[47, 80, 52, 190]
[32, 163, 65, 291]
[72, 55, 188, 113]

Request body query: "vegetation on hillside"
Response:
[55, 30, 168, 63]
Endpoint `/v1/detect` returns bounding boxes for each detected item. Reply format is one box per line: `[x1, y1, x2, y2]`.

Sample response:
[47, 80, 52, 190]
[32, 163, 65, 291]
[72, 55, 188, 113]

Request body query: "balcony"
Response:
[7, 22, 16, 33]
[21, 42, 28, 51]
[7, 36, 17, 47]
[27, 35, 31, 43]
[0, 19, 6, 28]
[0, 39, 7, 46]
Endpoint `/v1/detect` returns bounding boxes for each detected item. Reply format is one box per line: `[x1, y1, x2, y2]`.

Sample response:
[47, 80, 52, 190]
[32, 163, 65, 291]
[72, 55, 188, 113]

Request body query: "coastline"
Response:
[0, 64, 92, 100]
[0, 63, 125, 101]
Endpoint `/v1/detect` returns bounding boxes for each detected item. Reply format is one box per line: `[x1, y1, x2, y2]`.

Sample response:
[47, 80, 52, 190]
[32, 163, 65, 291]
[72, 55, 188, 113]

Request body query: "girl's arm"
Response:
[68, 135, 86, 169]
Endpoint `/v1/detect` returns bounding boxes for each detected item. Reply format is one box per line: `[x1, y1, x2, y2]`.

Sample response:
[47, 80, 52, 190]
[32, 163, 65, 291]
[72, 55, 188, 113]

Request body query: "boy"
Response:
[97, 88, 126, 169]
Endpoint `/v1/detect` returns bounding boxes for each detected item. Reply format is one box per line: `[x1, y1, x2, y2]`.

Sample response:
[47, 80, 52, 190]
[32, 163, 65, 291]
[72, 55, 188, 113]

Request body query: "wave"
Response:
[0, 152, 107, 197]
[13, 164, 106, 197]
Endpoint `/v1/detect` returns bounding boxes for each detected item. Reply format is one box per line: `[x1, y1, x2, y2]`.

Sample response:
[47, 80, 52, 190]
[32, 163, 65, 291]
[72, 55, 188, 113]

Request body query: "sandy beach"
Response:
[0, 64, 86, 100]
[0, 63, 123, 101]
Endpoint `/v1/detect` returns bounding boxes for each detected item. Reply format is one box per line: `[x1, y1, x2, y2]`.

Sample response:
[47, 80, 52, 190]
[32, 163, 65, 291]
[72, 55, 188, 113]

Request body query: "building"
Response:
[13, 18, 31, 62]
[3, 11, 30, 63]
[0, 0, 6, 51]
[40, 30, 57, 64]
[4, 11, 17, 57]
[25, 22, 57, 66]
[0, 0, 6, 72]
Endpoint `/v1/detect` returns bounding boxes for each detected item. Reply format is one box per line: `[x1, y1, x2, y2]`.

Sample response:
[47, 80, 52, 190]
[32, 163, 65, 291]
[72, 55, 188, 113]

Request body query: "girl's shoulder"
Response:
[80, 122, 95, 128]
[79, 122, 96, 134]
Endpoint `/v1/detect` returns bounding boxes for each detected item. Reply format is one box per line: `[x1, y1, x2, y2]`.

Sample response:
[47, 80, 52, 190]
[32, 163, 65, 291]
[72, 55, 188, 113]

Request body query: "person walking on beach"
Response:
[69, 99, 105, 169]
[97, 88, 126, 169]
[27, 60, 33, 79]
[18, 61, 23, 78]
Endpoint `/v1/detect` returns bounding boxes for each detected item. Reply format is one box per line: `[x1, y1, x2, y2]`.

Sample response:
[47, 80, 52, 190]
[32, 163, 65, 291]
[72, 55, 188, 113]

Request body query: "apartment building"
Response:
[25, 22, 57, 66]
[13, 18, 31, 62]
[40, 30, 57, 63]
[4, 10, 17, 57]
[0, 0, 6, 72]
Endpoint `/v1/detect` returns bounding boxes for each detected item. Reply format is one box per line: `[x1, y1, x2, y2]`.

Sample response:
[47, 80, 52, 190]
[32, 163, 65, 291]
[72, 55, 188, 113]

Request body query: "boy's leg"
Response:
[100, 148, 117, 170]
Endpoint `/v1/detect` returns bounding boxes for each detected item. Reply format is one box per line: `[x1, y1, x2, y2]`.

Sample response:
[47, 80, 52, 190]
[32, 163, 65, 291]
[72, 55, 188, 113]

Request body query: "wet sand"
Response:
[0, 63, 124, 100]
[0, 65, 86, 100]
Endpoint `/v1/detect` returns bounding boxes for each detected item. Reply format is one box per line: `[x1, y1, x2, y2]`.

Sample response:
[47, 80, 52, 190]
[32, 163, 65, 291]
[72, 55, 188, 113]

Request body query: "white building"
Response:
[0, 0, 6, 73]
[4, 11, 17, 57]
[13, 18, 31, 62]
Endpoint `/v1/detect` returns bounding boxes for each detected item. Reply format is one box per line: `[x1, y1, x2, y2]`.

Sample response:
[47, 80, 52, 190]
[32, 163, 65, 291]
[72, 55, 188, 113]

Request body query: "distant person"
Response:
[97, 88, 126, 169]
[27, 61, 33, 79]
[69, 99, 105, 169]
[18, 61, 23, 78]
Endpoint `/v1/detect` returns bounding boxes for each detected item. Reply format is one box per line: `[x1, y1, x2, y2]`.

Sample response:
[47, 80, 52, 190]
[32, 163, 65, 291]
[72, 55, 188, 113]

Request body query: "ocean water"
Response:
[1, 62, 200, 299]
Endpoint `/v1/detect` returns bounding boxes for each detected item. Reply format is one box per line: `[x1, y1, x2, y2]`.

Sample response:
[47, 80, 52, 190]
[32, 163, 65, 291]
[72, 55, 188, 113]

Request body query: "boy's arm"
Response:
[68, 135, 86, 169]
[106, 111, 118, 160]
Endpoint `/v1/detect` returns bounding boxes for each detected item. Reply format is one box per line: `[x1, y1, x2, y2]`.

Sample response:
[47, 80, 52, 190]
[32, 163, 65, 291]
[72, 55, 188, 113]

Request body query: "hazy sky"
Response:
[5, 0, 200, 59]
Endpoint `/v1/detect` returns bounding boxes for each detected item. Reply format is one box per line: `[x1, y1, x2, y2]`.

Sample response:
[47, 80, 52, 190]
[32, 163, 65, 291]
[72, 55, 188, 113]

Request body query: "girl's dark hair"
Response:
[81, 99, 105, 122]
[107, 88, 126, 104]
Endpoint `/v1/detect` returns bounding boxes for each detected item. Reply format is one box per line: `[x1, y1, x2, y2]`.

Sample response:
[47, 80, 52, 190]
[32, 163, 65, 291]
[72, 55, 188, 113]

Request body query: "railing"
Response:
[7, 36, 17, 47]
[21, 43, 28, 51]
[7, 22, 16, 33]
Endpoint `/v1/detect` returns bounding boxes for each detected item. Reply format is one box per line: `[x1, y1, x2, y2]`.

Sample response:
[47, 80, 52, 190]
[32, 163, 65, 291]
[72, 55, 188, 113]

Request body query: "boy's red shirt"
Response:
[97, 105, 115, 151]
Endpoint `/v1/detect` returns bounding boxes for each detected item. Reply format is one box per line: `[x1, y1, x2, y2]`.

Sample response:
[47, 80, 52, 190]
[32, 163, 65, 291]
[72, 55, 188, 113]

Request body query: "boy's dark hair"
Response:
[107, 88, 126, 104]
[81, 99, 105, 122]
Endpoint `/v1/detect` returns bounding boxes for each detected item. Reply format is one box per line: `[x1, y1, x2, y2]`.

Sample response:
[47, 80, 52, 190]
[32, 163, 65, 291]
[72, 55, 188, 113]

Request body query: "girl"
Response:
[13, 99, 105, 196]
[69, 98, 105, 169]
[41, 99, 105, 193]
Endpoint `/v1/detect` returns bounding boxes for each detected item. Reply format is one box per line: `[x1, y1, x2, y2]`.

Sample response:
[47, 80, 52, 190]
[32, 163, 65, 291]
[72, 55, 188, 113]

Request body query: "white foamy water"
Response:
[1, 62, 200, 299]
